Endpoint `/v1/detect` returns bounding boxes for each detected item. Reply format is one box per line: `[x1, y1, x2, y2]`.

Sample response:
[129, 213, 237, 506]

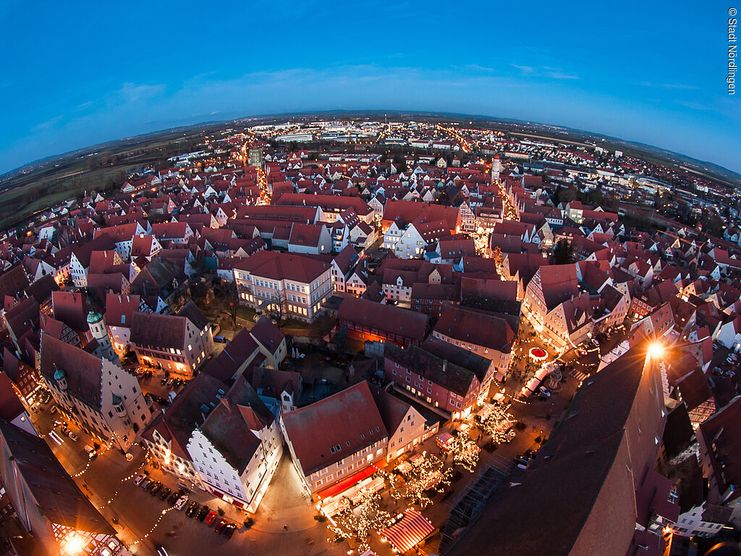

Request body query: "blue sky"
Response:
[2, 0, 739, 174]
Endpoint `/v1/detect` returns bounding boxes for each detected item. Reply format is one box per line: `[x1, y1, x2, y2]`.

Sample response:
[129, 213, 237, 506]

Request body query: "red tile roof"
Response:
[338, 297, 429, 342]
[233, 250, 329, 283]
[40, 334, 103, 411]
[434, 305, 516, 352]
[288, 223, 324, 247]
[281, 381, 387, 476]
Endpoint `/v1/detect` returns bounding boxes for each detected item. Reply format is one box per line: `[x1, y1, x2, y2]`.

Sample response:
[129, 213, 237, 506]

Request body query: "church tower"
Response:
[491, 153, 503, 183]
[87, 311, 117, 363]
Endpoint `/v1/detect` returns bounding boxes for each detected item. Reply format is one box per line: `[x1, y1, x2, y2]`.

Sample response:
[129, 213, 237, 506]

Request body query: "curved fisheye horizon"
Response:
[1, 3, 741, 556]
[1, 0, 740, 176]
[4, 107, 741, 183]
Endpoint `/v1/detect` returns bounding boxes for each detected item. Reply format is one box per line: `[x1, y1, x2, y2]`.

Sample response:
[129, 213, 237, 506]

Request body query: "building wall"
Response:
[280, 418, 388, 495]
[132, 319, 213, 375]
[431, 330, 512, 382]
[143, 429, 202, 486]
[188, 429, 244, 503]
[383, 222, 404, 250]
[386, 406, 429, 461]
[384, 357, 478, 418]
[673, 504, 729, 537]
[394, 226, 426, 259]
[235, 268, 332, 322]
[303, 438, 388, 494]
[45, 361, 148, 452]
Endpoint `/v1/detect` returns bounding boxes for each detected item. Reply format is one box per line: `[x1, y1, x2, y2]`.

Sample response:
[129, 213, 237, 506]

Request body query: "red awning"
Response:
[316, 464, 378, 500]
[380, 509, 436, 553]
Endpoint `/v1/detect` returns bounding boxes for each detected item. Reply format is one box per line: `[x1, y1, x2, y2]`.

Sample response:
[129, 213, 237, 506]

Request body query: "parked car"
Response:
[222, 523, 236, 538]
[133, 474, 146, 486]
[515, 451, 537, 470]
[159, 487, 172, 501]
[515, 456, 531, 470]
[175, 495, 189, 511]
[196, 506, 210, 522]
[214, 335, 227, 343]
[83, 445, 97, 460]
[185, 502, 200, 518]
[167, 491, 181, 505]
[149, 482, 162, 496]
[214, 519, 228, 533]
[140, 478, 152, 490]
[204, 511, 218, 526]
[67, 431, 79, 442]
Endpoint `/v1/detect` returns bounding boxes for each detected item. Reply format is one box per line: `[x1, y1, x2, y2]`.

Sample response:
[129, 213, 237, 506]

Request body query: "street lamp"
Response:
[61, 532, 86, 555]
[647, 342, 664, 360]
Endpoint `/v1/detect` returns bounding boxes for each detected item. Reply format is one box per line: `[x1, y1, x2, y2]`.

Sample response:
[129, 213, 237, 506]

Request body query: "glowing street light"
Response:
[61, 532, 86, 555]
[647, 342, 665, 360]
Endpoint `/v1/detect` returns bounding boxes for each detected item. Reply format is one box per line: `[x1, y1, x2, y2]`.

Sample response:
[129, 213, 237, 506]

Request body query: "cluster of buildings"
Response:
[0, 117, 739, 555]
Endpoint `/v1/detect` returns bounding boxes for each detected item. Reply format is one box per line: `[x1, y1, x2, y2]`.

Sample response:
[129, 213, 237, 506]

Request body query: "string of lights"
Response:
[128, 507, 176, 549]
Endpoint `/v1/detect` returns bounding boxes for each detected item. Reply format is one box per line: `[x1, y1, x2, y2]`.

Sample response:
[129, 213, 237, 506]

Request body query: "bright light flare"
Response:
[647, 342, 665, 360]
[61, 532, 86, 555]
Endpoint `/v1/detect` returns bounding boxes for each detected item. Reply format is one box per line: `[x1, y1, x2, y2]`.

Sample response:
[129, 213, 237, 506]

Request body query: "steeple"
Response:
[87, 311, 118, 363]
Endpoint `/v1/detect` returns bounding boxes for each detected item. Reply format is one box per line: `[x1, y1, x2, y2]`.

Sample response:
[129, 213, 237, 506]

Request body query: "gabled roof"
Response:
[104, 293, 141, 327]
[0, 372, 25, 422]
[338, 297, 429, 342]
[288, 223, 324, 247]
[0, 419, 115, 535]
[332, 244, 359, 274]
[233, 250, 329, 283]
[0, 265, 29, 300]
[250, 317, 285, 354]
[177, 300, 209, 331]
[434, 305, 516, 353]
[385, 343, 477, 396]
[448, 347, 659, 556]
[535, 264, 579, 310]
[372, 387, 414, 436]
[143, 373, 228, 460]
[40, 334, 103, 411]
[200, 377, 274, 473]
[51, 291, 88, 332]
[201, 328, 260, 383]
[699, 395, 741, 502]
[281, 381, 387, 476]
[130, 311, 186, 350]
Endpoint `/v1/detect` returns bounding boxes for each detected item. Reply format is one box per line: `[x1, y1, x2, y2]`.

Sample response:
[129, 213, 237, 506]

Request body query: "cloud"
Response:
[32, 115, 64, 131]
[119, 82, 166, 103]
[545, 71, 579, 80]
[512, 64, 579, 80]
[675, 100, 711, 111]
[512, 64, 536, 75]
[639, 81, 700, 91]
[464, 64, 498, 74]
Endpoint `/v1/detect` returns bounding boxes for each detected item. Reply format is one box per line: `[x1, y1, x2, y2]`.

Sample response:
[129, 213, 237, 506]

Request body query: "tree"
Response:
[327, 489, 392, 552]
[448, 430, 480, 473]
[391, 453, 453, 508]
[478, 403, 516, 444]
[552, 238, 574, 264]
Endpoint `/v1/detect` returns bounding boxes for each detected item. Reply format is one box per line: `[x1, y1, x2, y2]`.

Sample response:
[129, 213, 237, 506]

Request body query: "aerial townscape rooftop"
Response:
[0, 3, 740, 555]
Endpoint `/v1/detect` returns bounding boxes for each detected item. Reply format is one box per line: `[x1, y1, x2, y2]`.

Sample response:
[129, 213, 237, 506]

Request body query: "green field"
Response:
[0, 126, 220, 232]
